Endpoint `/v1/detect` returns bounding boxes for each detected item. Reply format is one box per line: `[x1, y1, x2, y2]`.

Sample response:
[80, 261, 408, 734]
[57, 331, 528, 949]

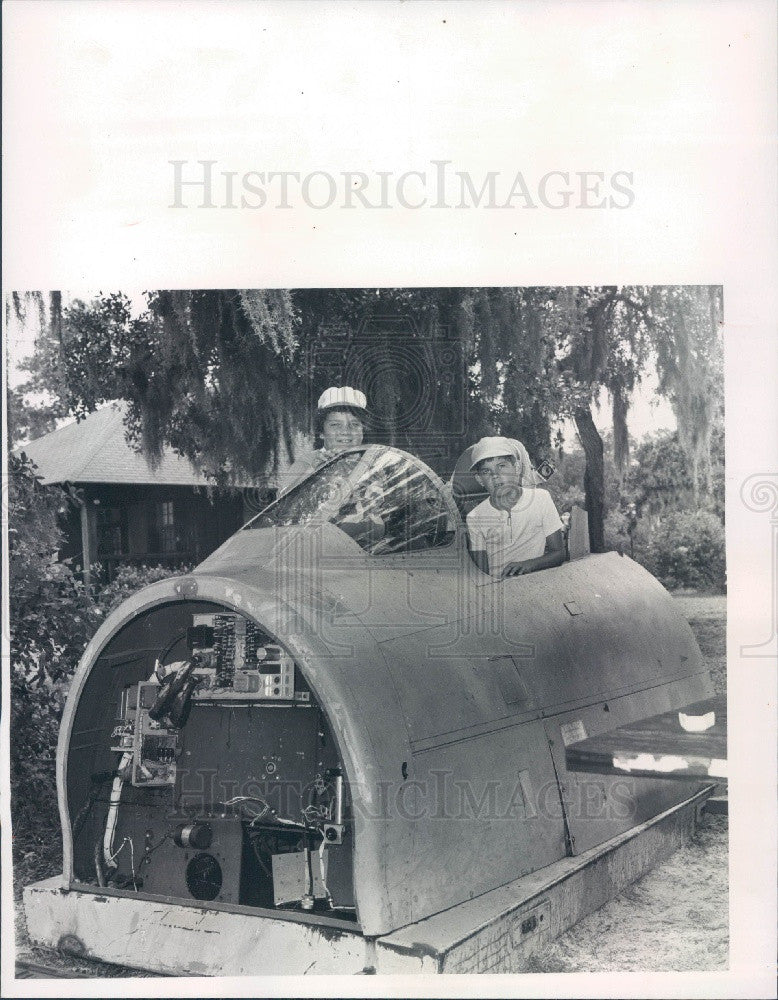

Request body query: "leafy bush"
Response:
[604, 505, 633, 553]
[8, 454, 99, 848]
[92, 561, 195, 618]
[631, 425, 724, 523]
[635, 510, 726, 592]
[8, 454, 192, 867]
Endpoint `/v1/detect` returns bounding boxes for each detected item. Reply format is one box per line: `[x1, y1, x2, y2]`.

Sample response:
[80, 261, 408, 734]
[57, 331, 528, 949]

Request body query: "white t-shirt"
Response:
[466, 488, 563, 577]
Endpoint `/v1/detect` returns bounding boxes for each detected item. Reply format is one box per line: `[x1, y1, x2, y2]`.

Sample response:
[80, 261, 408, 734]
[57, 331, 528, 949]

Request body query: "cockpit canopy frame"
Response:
[244, 445, 464, 557]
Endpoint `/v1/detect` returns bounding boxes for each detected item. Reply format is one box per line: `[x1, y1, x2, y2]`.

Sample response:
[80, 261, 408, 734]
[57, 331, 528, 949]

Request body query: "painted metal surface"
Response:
[373, 786, 711, 974]
[56, 445, 713, 944]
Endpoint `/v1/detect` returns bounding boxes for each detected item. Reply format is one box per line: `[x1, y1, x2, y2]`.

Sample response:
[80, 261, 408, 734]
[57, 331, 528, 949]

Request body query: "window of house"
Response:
[160, 501, 177, 553]
[97, 505, 127, 556]
[149, 500, 183, 555]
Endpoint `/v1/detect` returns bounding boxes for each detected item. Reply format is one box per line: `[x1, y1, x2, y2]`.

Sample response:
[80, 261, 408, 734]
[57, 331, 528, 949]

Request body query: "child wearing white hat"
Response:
[466, 436, 565, 578]
[283, 387, 368, 491]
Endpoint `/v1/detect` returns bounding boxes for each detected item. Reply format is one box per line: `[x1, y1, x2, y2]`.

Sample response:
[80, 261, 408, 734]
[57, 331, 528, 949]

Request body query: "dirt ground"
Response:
[13, 594, 727, 977]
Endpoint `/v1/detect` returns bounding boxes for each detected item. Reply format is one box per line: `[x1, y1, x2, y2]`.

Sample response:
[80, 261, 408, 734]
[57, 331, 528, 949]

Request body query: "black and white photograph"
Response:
[2, 2, 776, 998]
[2, 283, 729, 977]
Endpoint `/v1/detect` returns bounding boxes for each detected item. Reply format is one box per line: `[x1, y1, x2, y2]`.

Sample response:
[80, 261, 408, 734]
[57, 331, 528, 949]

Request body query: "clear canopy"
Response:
[246, 447, 457, 555]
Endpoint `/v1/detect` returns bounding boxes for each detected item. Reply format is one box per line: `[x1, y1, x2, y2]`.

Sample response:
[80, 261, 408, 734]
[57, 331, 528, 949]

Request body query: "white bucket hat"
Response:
[317, 386, 367, 413]
[469, 436, 524, 472]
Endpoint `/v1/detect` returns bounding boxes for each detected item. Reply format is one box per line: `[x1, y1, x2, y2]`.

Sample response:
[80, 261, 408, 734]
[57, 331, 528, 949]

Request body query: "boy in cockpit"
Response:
[466, 436, 565, 578]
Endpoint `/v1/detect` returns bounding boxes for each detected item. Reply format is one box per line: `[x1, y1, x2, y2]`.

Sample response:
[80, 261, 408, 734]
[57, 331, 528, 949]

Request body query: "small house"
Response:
[15, 404, 278, 583]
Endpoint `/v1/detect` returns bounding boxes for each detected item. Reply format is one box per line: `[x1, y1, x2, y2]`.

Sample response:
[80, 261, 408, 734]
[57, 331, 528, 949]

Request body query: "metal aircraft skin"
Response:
[58, 445, 712, 935]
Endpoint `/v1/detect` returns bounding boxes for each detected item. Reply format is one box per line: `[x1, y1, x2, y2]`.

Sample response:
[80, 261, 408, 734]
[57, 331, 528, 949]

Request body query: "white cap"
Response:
[317, 386, 367, 412]
[469, 436, 522, 471]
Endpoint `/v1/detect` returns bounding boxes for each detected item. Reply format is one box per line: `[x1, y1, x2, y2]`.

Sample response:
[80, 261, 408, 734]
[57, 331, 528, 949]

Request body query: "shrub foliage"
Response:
[637, 510, 726, 592]
[8, 454, 189, 863]
[8, 454, 99, 844]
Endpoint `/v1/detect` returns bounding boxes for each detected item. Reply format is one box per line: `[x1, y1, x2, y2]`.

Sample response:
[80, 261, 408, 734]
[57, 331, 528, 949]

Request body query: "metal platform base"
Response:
[22, 787, 712, 976]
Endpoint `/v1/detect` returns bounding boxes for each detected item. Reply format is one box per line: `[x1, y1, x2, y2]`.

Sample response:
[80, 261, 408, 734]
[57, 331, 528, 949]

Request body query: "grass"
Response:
[13, 837, 150, 978]
[675, 593, 726, 695]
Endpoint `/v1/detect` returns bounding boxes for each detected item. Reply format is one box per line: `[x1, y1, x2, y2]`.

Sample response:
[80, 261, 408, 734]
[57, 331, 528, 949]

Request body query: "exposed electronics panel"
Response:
[110, 614, 313, 791]
[111, 682, 179, 787]
[138, 817, 244, 904]
[72, 600, 355, 916]
[188, 613, 305, 704]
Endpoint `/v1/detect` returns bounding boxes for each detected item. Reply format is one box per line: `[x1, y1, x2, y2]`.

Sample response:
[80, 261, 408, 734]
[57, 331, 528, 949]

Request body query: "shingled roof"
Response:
[16, 403, 257, 487]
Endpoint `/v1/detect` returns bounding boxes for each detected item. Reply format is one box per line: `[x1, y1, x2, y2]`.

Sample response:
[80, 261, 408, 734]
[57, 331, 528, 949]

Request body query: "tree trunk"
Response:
[574, 405, 606, 552]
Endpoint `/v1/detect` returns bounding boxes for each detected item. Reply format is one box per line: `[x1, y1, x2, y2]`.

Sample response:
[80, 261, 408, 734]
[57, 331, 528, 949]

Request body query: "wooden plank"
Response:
[565, 696, 726, 781]
[23, 877, 366, 976]
[16, 958, 94, 979]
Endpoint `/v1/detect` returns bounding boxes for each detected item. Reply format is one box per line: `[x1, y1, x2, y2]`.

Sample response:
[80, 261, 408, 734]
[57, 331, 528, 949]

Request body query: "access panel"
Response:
[542, 671, 713, 855]
[71, 602, 356, 918]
